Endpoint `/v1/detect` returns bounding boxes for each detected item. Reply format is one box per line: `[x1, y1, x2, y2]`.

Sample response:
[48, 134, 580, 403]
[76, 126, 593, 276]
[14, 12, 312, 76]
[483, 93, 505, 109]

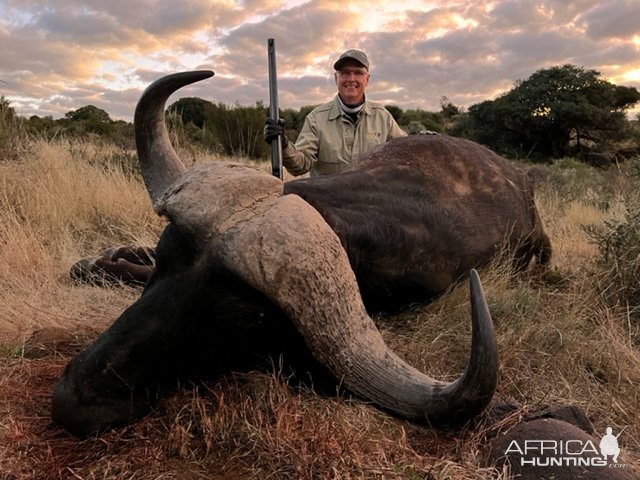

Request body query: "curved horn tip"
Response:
[469, 269, 485, 301]
[469, 268, 493, 329]
[191, 70, 215, 79]
[140, 70, 215, 97]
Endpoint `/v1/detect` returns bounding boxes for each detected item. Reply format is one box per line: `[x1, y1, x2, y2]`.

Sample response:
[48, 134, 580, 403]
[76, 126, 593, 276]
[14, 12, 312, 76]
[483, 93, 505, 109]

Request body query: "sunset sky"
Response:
[2, 0, 639, 122]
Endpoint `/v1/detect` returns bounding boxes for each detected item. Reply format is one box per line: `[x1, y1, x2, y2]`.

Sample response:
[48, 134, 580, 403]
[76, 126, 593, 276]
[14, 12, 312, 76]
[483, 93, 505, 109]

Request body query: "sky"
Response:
[1, 0, 640, 122]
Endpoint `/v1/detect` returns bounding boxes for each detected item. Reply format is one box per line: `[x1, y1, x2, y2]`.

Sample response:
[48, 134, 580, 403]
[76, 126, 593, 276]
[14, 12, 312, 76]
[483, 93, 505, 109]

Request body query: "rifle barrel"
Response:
[267, 38, 283, 179]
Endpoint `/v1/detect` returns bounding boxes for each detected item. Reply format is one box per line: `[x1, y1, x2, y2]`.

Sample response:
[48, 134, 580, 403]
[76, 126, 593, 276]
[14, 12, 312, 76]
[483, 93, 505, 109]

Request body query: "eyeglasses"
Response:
[337, 69, 369, 78]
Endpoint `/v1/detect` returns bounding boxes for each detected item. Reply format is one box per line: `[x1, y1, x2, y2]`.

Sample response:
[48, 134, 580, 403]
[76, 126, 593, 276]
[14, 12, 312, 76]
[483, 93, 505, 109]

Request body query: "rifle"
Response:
[267, 38, 283, 180]
[615, 426, 628, 438]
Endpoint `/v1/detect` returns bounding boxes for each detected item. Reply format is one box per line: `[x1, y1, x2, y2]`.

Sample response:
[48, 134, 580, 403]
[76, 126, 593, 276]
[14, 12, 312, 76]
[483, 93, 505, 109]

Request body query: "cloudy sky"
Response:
[2, 0, 640, 122]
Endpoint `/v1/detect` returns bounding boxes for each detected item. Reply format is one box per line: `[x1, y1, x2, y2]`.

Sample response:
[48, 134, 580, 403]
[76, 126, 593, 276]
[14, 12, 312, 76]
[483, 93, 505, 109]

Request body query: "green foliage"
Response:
[439, 96, 461, 119]
[541, 157, 617, 207]
[22, 105, 134, 148]
[65, 105, 112, 123]
[168, 98, 270, 159]
[280, 104, 317, 137]
[386, 99, 466, 135]
[585, 163, 640, 323]
[384, 104, 403, 123]
[467, 64, 640, 160]
[61, 105, 119, 138]
[169, 97, 209, 128]
[400, 108, 445, 133]
[0, 96, 27, 160]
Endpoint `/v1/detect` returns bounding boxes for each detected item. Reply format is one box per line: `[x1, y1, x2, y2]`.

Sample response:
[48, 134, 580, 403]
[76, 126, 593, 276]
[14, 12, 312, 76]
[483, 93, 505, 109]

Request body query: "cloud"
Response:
[1, 0, 639, 121]
[580, 0, 640, 40]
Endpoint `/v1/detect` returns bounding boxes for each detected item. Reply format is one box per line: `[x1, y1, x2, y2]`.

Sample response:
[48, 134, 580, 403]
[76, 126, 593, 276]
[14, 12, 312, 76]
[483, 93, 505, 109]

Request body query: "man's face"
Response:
[335, 59, 370, 105]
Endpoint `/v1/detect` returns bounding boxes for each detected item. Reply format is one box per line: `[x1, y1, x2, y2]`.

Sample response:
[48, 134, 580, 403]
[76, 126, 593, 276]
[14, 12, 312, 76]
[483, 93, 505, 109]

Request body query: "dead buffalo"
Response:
[52, 71, 550, 437]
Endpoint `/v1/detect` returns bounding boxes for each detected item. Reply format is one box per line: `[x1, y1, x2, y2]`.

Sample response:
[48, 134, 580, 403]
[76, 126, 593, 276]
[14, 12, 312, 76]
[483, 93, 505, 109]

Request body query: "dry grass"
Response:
[1, 138, 640, 478]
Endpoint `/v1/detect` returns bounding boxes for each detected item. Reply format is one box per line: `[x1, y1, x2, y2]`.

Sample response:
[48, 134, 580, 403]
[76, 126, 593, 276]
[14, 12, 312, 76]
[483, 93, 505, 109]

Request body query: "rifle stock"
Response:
[267, 38, 283, 179]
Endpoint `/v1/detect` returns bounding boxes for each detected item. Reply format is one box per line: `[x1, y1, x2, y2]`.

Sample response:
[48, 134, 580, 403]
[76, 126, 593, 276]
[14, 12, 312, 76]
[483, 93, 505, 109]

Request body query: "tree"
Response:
[384, 105, 403, 123]
[1, 96, 23, 157]
[1, 96, 16, 119]
[168, 97, 210, 128]
[439, 96, 461, 119]
[65, 105, 112, 123]
[168, 98, 270, 159]
[64, 105, 115, 136]
[467, 64, 640, 158]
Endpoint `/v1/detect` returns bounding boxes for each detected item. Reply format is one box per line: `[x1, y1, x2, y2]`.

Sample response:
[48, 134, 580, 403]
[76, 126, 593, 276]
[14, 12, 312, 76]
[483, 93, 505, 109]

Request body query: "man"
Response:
[264, 49, 406, 177]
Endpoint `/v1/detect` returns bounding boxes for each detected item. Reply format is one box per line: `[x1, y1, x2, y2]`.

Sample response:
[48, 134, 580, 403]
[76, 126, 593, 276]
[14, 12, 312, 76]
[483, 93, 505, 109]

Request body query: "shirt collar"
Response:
[329, 95, 371, 120]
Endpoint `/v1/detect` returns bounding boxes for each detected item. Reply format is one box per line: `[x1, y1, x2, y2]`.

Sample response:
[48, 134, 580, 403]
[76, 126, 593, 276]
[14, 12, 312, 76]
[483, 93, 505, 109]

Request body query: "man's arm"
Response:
[387, 113, 407, 140]
[282, 114, 319, 176]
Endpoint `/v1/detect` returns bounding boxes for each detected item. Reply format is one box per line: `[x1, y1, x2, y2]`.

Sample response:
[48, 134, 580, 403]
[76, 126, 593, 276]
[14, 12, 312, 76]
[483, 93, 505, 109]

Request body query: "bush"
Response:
[0, 96, 28, 161]
[585, 162, 640, 324]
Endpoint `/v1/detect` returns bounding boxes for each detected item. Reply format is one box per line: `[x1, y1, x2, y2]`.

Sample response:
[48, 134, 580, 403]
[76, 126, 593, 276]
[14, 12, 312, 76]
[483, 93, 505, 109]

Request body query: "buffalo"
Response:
[53, 70, 551, 437]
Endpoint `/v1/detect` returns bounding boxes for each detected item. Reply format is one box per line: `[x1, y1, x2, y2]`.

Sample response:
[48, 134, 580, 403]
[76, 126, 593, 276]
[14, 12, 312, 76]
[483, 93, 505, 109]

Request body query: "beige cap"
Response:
[333, 49, 369, 70]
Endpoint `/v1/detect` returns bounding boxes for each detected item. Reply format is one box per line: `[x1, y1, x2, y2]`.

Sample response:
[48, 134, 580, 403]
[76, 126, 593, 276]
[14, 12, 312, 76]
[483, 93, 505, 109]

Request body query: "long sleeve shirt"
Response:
[282, 96, 407, 177]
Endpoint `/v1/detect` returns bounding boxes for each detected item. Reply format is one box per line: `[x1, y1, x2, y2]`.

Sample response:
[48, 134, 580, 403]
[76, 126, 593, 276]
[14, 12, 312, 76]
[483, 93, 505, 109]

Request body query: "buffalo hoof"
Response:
[70, 246, 154, 286]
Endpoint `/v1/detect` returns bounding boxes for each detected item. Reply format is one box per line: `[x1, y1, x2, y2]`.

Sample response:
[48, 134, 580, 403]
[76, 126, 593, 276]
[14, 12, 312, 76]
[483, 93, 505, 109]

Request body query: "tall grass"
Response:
[0, 139, 164, 344]
[0, 134, 639, 478]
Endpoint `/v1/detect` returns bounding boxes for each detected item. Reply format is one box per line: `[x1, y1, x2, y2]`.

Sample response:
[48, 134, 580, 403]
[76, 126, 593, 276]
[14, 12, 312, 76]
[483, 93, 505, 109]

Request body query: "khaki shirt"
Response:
[282, 96, 407, 177]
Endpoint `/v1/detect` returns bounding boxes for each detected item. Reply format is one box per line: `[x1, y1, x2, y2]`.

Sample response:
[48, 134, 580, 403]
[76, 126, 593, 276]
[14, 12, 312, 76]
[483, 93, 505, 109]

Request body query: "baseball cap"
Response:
[334, 49, 369, 70]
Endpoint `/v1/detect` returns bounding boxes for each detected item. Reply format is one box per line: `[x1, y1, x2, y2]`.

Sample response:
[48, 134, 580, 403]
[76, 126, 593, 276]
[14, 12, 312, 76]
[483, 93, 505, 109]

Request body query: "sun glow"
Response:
[452, 13, 478, 29]
[623, 69, 640, 82]
[353, 1, 441, 32]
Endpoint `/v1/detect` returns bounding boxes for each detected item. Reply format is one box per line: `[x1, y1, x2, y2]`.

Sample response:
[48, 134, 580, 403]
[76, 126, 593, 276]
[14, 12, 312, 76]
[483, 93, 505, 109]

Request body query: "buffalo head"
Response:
[52, 71, 499, 436]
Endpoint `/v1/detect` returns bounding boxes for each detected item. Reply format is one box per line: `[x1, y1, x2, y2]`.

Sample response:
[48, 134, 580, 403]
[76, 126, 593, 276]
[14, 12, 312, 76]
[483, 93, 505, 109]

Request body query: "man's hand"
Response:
[263, 117, 289, 148]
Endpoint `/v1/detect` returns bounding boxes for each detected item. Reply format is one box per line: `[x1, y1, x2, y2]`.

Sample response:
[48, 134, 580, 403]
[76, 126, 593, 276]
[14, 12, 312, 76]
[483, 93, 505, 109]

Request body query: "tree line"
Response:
[2, 64, 639, 163]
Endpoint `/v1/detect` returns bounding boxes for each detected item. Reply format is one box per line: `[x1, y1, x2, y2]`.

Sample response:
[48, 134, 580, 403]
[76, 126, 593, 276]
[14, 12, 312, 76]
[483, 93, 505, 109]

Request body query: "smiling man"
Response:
[264, 49, 406, 177]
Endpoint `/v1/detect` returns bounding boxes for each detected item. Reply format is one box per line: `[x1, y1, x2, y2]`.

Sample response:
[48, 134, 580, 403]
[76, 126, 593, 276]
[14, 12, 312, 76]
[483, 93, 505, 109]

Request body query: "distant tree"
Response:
[210, 101, 268, 158]
[613, 85, 640, 110]
[25, 115, 60, 139]
[110, 120, 135, 150]
[1, 96, 15, 119]
[168, 97, 210, 128]
[467, 64, 640, 159]
[169, 98, 270, 159]
[384, 105, 404, 123]
[64, 105, 115, 136]
[439, 96, 461, 119]
[400, 109, 445, 133]
[1, 96, 23, 157]
[65, 105, 112, 123]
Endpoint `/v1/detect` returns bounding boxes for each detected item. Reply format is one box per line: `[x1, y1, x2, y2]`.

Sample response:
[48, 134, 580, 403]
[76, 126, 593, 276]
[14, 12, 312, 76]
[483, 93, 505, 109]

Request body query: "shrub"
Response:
[0, 96, 28, 161]
[584, 161, 640, 325]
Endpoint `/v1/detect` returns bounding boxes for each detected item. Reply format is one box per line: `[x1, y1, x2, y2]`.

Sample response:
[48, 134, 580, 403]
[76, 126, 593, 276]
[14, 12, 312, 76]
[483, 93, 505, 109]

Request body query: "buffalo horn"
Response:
[220, 193, 499, 422]
[134, 70, 214, 209]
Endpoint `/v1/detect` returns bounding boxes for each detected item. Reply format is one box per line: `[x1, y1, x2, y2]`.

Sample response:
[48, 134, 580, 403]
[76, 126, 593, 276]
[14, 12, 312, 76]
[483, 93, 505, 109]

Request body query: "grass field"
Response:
[1, 136, 639, 479]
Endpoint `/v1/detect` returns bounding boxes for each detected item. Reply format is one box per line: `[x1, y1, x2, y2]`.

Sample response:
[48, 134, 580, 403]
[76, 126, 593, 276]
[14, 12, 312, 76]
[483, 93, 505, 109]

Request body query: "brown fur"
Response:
[285, 134, 551, 309]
